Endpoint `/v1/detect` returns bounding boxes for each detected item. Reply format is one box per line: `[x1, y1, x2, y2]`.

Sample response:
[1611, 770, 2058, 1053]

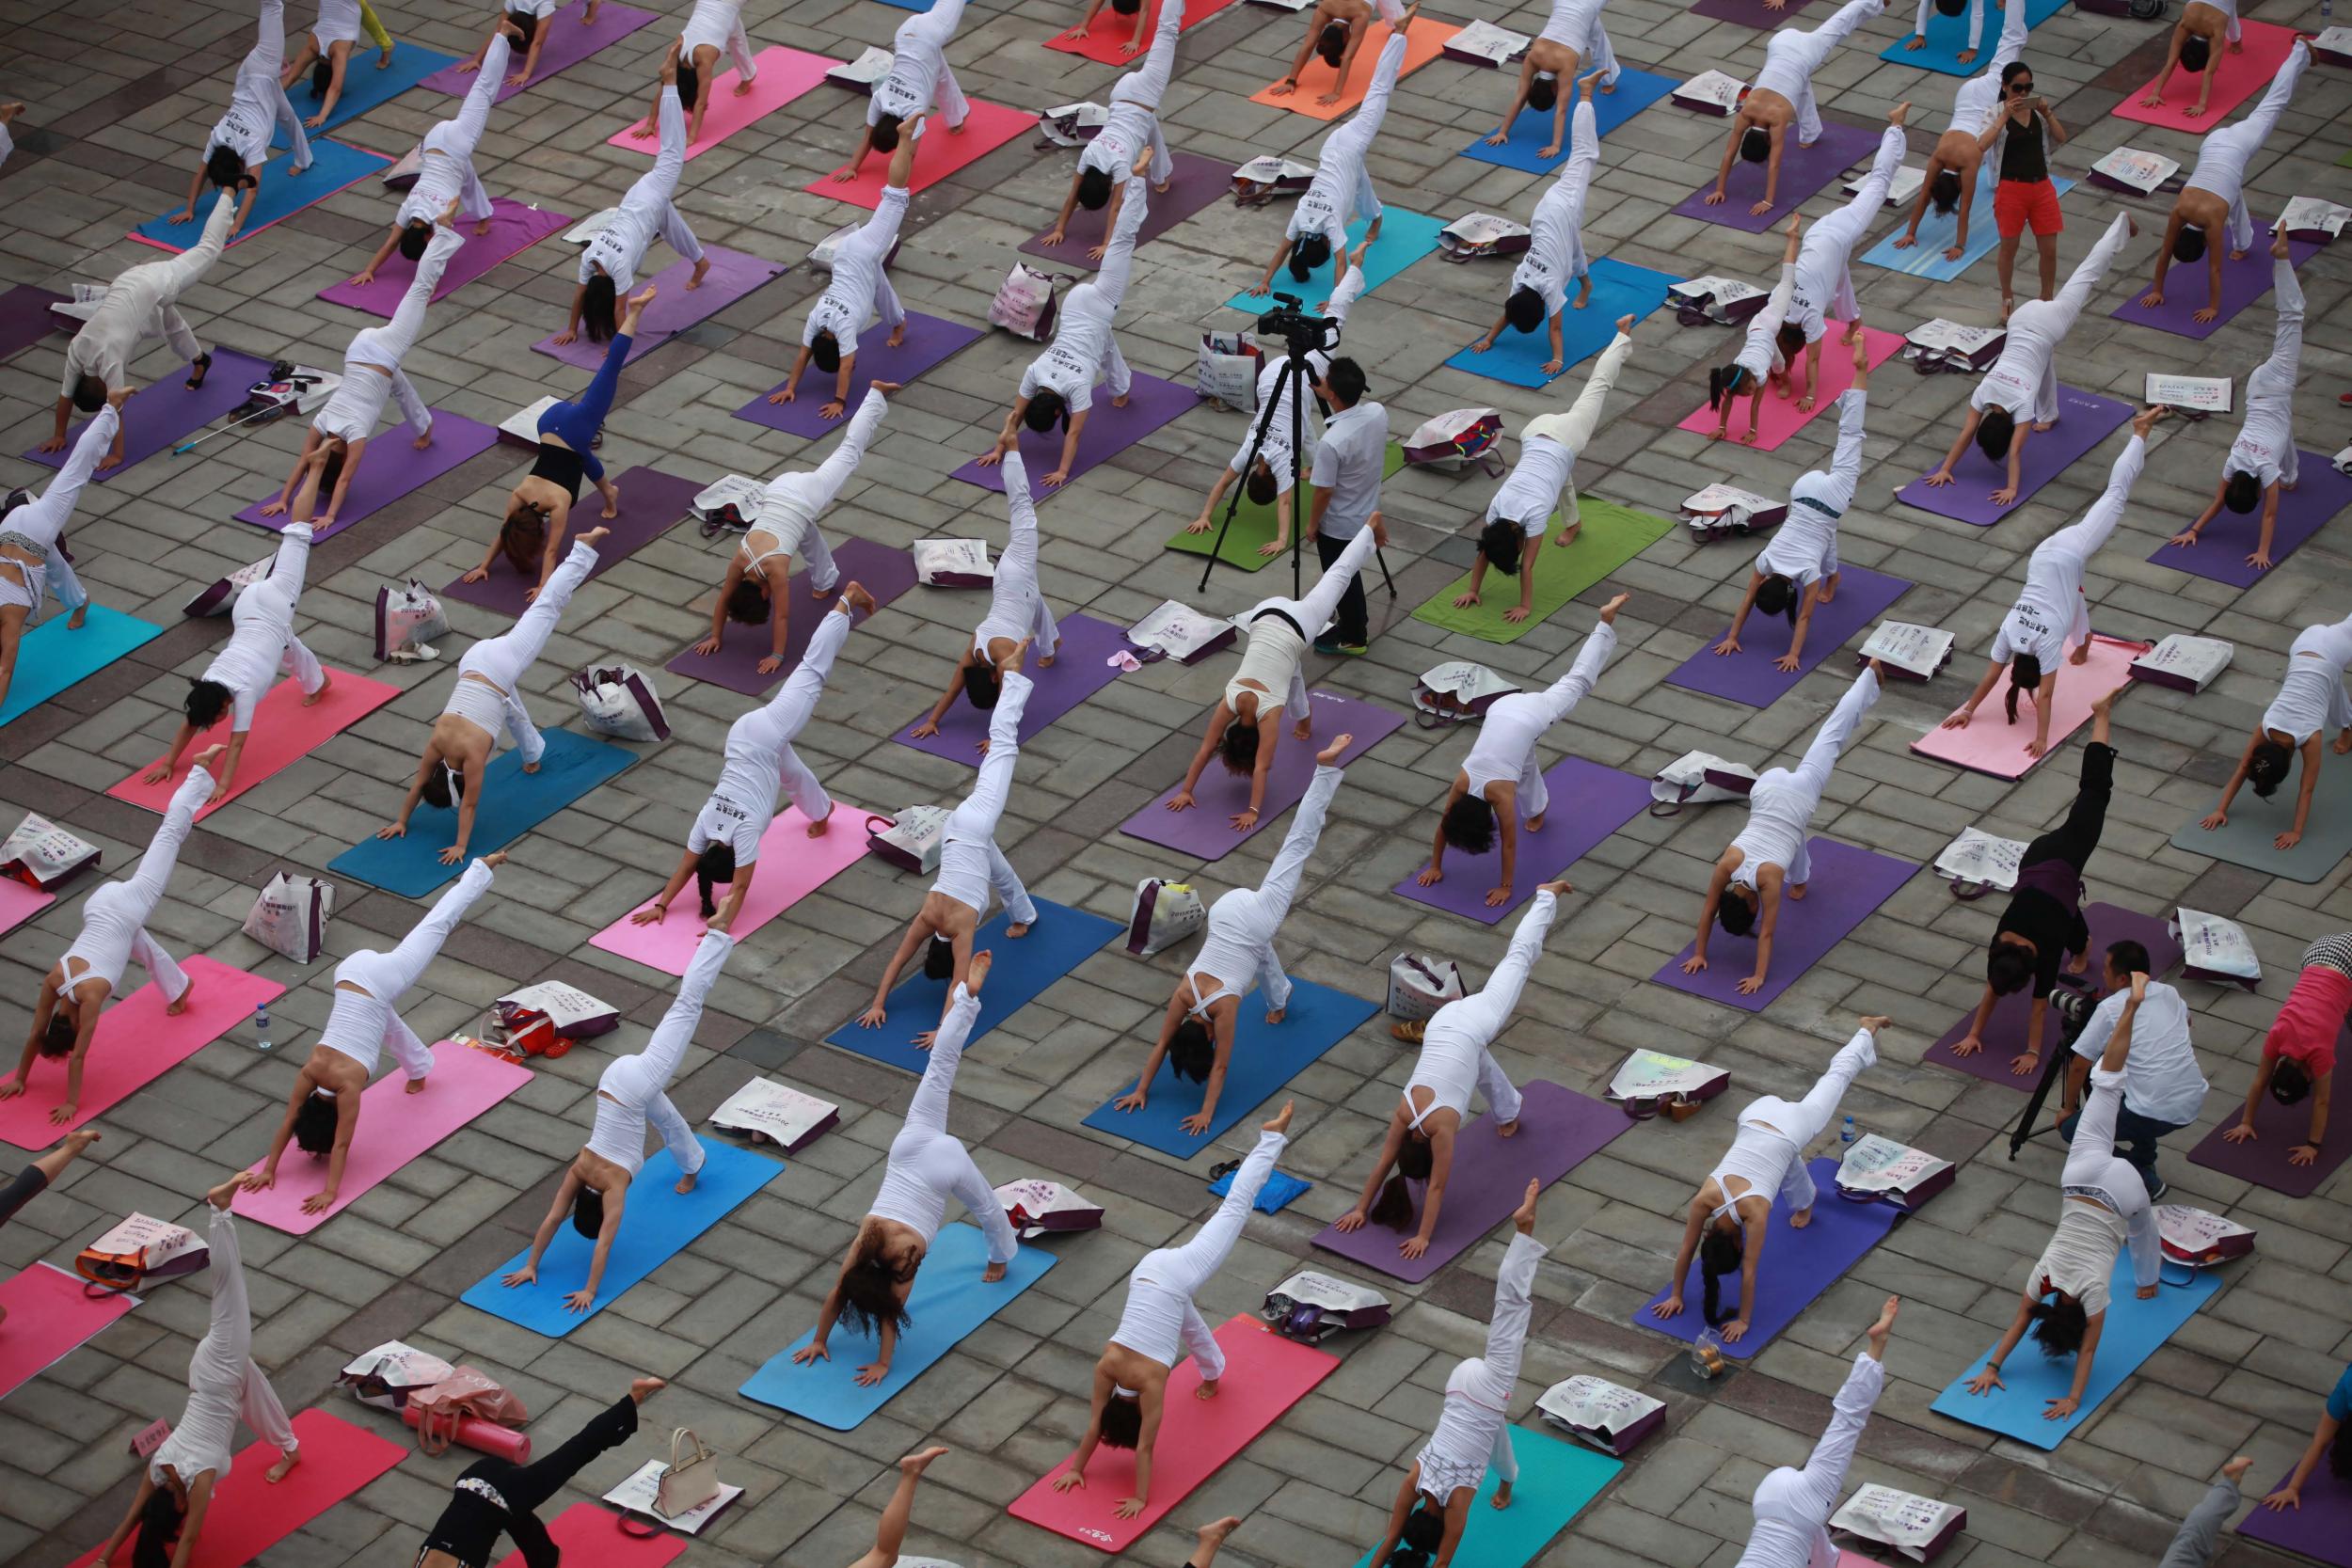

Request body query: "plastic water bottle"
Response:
[253, 1002, 273, 1053]
[1840, 1115, 1856, 1146]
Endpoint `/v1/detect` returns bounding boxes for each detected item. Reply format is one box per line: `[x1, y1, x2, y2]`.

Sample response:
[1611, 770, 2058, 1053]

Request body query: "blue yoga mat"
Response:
[274, 41, 461, 144]
[1082, 979, 1378, 1159]
[1349, 1427, 1620, 1568]
[824, 900, 1122, 1074]
[460, 1139, 782, 1336]
[1444, 257, 1679, 388]
[1210, 1165, 1311, 1213]
[1459, 68, 1677, 170]
[328, 729, 634, 896]
[131, 140, 389, 251]
[1880, 0, 2066, 74]
[1929, 1255, 2223, 1449]
[1224, 208, 1445, 314]
[1861, 169, 2076, 281]
[0, 605, 163, 728]
[739, 1225, 1057, 1429]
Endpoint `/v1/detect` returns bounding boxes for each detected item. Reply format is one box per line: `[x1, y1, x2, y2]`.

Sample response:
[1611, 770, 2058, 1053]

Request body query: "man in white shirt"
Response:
[1307, 356, 1386, 656]
[2059, 939, 2209, 1199]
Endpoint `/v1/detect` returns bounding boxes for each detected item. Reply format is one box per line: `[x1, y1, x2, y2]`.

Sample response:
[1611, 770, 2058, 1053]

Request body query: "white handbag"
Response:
[989, 262, 1060, 341]
[374, 578, 450, 659]
[2174, 908, 2260, 990]
[1649, 752, 1756, 816]
[571, 664, 670, 743]
[1127, 599, 1236, 665]
[1, 814, 102, 891]
[185, 553, 278, 618]
[243, 871, 335, 963]
[1413, 661, 1518, 726]
[1127, 878, 1206, 957]
[1036, 101, 1108, 147]
[1438, 213, 1532, 261]
[868, 806, 949, 876]
[1387, 953, 1465, 1020]
[914, 538, 993, 588]
[655, 1429, 723, 1520]
[1197, 333, 1262, 410]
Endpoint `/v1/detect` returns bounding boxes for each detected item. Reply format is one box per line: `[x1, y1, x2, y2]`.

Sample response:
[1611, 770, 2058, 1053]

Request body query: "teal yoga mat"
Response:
[0, 605, 163, 728]
[1444, 258, 1677, 388]
[1879, 0, 2066, 74]
[1861, 168, 2076, 280]
[273, 41, 461, 144]
[1348, 1427, 1620, 1567]
[1223, 209, 1445, 313]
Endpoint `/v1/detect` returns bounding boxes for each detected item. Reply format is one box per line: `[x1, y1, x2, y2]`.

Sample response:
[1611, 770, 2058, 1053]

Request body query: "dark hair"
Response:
[811, 331, 841, 375]
[1324, 356, 1366, 407]
[1384, 1505, 1445, 1568]
[1113, 0, 1141, 11]
[1292, 233, 1332, 278]
[2180, 34, 2210, 71]
[2105, 940, 2150, 982]
[184, 678, 232, 729]
[1100, 1393, 1143, 1449]
[2247, 737, 2292, 799]
[1936, 0, 1967, 12]
[1024, 388, 1067, 434]
[40, 1011, 76, 1057]
[838, 1235, 917, 1338]
[1504, 286, 1545, 335]
[72, 374, 109, 414]
[694, 843, 735, 919]
[1396, 1139, 1433, 1182]
[505, 8, 542, 43]
[1699, 1225, 1743, 1326]
[1244, 465, 1279, 507]
[1740, 127, 1770, 163]
[1987, 942, 2035, 996]
[1929, 167, 1963, 217]
[2001, 59, 2032, 90]
[0, 489, 26, 526]
[1479, 517, 1523, 577]
[2223, 470, 2260, 515]
[1755, 574, 1796, 625]
[870, 113, 904, 154]
[1708, 363, 1749, 412]
[1528, 75, 1558, 113]
[2028, 1291, 2088, 1357]
[1775, 322, 1804, 362]
[922, 934, 955, 981]
[675, 60, 700, 111]
[421, 763, 464, 811]
[571, 1184, 604, 1239]
[2004, 652, 2042, 724]
[205, 144, 245, 190]
[310, 56, 333, 102]
[580, 273, 619, 344]
[1315, 20, 1347, 64]
[724, 577, 770, 626]
[2271, 1055, 2312, 1105]
[961, 661, 1001, 710]
[1218, 721, 1259, 775]
[132, 1483, 186, 1568]
[1441, 794, 1496, 856]
[397, 220, 432, 262]
[293, 1092, 338, 1155]
[1076, 166, 1113, 211]
[1168, 1018, 1214, 1083]
[1977, 405, 2016, 461]
[501, 504, 548, 577]
[2172, 225, 2206, 264]
[1715, 887, 1756, 937]
[1369, 1168, 1418, 1229]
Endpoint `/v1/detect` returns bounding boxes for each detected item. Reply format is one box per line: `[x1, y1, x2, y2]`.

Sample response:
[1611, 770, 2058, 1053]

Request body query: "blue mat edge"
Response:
[0, 606, 166, 727]
[1348, 1425, 1623, 1568]
[1458, 68, 1680, 167]
[1443, 258, 1681, 387]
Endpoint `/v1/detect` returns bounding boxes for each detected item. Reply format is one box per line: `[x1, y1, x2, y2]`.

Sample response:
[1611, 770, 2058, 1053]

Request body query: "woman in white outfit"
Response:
[2139, 0, 2245, 121]
[4, 762, 217, 1127]
[1042, 0, 1183, 256]
[282, 0, 390, 130]
[2140, 40, 2308, 326]
[1686, 666, 1884, 995]
[1706, 0, 1885, 216]
[1729, 1298, 1901, 1568]
[774, 135, 917, 417]
[91, 1177, 301, 1568]
[1707, 215, 1804, 444]
[1270, 0, 1402, 107]
[0, 402, 118, 711]
[1458, 329, 1630, 616]
[1941, 406, 2164, 757]
[2169, 228, 2304, 571]
[1422, 602, 1621, 903]
[1485, 0, 1616, 159]
[798, 953, 1021, 1385]
[838, 0, 970, 178]
[175, 0, 312, 231]
[379, 529, 609, 864]
[1650, 1018, 1883, 1341]
[1785, 111, 1906, 404]
[348, 32, 515, 286]
[1963, 976, 2161, 1420]
[2197, 613, 2352, 854]
[569, 55, 708, 345]
[503, 927, 737, 1313]
[1899, 0, 1982, 57]
[634, 0, 755, 146]
[1337, 889, 1565, 1259]
[1892, 0, 2031, 262]
[1251, 17, 1415, 291]
[1056, 1106, 1295, 1517]
[1923, 212, 2137, 503]
[450, 0, 596, 89]
[1117, 740, 1350, 1132]
[912, 452, 1062, 735]
[1473, 76, 1605, 374]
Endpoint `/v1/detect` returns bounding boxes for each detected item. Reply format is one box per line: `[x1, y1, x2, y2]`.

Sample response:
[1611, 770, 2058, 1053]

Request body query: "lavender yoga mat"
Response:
[235, 414, 501, 542]
[664, 537, 918, 697]
[1896, 388, 2132, 527]
[440, 467, 700, 612]
[732, 310, 982, 440]
[891, 614, 1132, 765]
[316, 200, 570, 315]
[1018, 151, 1230, 271]
[1666, 566, 1913, 707]
[2187, 1069, 2352, 1198]
[420, 1, 658, 103]
[1670, 122, 1876, 232]
[2240, 1466, 2352, 1564]
[949, 373, 1195, 497]
[24, 349, 275, 481]
[1651, 838, 1920, 1012]
[1393, 758, 1650, 925]
[1923, 903, 2182, 1088]
[2147, 454, 2352, 589]
[1122, 691, 1405, 861]
[2109, 237, 2321, 341]
[532, 247, 788, 370]
[1689, 0, 1821, 25]
[1313, 1081, 1628, 1284]
[0, 286, 69, 363]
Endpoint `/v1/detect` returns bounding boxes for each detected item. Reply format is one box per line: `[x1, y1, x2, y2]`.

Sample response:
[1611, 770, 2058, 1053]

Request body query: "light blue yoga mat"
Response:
[1224, 208, 1445, 314]
[738, 1225, 1057, 1429]
[327, 729, 634, 897]
[1459, 68, 1677, 170]
[1443, 257, 1679, 388]
[1861, 168, 2076, 280]
[823, 900, 1122, 1075]
[460, 1139, 782, 1336]
[273, 41, 461, 144]
[131, 140, 389, 251]
[0, 605, 163, 728]
[1929, 1255, 2224, 1449]
[1210, 1165, 1311, 1213]
[1082, 978, 1377, 1159]
[1349, 1427, 1621, 1567]
[1879, 0, 2067, 74]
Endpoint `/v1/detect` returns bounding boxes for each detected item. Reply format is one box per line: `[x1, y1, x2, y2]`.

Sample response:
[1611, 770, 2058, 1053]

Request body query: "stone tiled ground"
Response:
[3, 0, 2350, 1564]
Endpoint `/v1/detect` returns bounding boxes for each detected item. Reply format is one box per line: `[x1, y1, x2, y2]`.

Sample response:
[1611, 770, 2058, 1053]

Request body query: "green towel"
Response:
[1411, 498, 1672, 643]
[1165, 443, 1406, 571]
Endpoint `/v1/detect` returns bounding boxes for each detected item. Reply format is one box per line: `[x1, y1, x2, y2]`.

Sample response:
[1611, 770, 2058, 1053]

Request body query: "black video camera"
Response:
[1255, 293, 1338, 355]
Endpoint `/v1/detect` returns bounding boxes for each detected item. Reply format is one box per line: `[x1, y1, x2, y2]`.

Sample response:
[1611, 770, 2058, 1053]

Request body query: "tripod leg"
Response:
[1198, 354, 1309, 595]
[2008, 1029, 2072, 1159]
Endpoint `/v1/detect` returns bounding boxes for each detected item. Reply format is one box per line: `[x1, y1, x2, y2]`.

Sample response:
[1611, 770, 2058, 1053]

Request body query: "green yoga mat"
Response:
[1411, 499, 1671, 643]
[2170, 757, 2352, 884]
[1166, 444, 1405, 571]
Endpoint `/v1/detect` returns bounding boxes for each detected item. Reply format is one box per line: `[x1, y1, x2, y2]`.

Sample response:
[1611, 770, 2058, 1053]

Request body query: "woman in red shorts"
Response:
[1983, 59, 2068, 319]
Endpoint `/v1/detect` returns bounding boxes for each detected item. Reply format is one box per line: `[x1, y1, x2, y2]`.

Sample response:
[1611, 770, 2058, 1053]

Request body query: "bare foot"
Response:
[1196, 1516, 1243, 1556]
[1511, 1178, 1537, 1233]
[405, 1075, 428, 1094]
[265, 1447, 301, 1483]
[1263, 1099, 1295, 1135]
[899, 1444, 950, 1476]
[1007, 921, 1032, 938]
[303, 670, 333, 707]
[2222, 1455, 2255, 1484]
[193, 742, 229, 773]
[629, 1375, 667, 1403]
[1865, 1294, 1899, 1355]
[62, 1129, 102, 1157]
[1315, 732, 1352, 766]
[167, 972, 198, 1018]
[206, 1173, 246, 1210]
[844, 581, 877, 616]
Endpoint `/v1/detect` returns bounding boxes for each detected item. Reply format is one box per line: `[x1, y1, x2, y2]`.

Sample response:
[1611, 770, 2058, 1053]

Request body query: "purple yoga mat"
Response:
[1923, 903, 2182, 1088]
[1123, 691, 1405, 861]
[1017, 151, 1231, 272]
[420, 1, 659, 103]
[664, 537, 919, 696]
[235, 413, 502, 541]
[2147, 454, 2352, 589]
[24, 349, 275, 482]
[532, 247, 788, 370]
[1394, 758, 1650, 925]
[1689, 0, 1821, 24]
[0, 286, 69, 363]
[439, 467, 699, 612]
[1670, 122, 1876, 232]
[1651, 838, 1919, 1012]
[1634, 1157, 1901, 1357]
[732, 310, 983, 440]
[1666, 566, 1913, 707]
[2242, 1461, 2352, 1561]
[949, 373, 1196, 497]
[2186, 1038, 2352, 1198]
[2109, 236, 2321, 341]
[317, 200, 570, 316]
[891, 613, 1132, 766]
[1896, 388, 2132, 527]
[1312, 1081, 1629, 1284]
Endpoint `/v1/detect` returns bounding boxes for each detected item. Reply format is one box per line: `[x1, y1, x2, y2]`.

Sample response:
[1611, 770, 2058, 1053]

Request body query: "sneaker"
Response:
[1334, 641, 1368, 657]
[1311, 638, 1343, 655]
[2147, 1176, 2169, 1202]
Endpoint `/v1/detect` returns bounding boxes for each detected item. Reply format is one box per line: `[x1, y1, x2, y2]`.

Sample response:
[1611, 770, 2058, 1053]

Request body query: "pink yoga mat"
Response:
[0, 878, 54, 939]
[0, 958, 284, 1148]
[532, 246, 787, 370]
[234, 415, 503, 542]
[421, 1, 659, 103]
[440, 467, 701, 614]
[1911, 636, 2145, 780]
[589, 802, 876, 975]
[1649, 838, 1921, 1011]
[316, 200, 571, 315]
[603, 46, 840, 160]
[2112, 21, 2304, 133]
[664, 537, 920, 697]
[1895, 388, 2133, 527]
[0, 1263, 135, 1400]
[107, 669, 401, 819]
[1924, 903, 2181, 1087]
[1009, 1316, 1337, 1552]
[1675, 326, 1904, 451]
[807, 99, 1034, 207]
[2109, 235, 2322, 341]
[495, 1505, 684, 1568]
[238, 1044, 532, 1233]
[1043, 0, 1243, 63]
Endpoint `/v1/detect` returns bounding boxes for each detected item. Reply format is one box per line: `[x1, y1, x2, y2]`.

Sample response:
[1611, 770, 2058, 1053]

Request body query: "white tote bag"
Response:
[1127, 878, 1206, 957]
[374, 578, 450, 659]
[243, 872, 335, 963]
[184, 553, 278, 618]
[867, 806, 949, 876]
[1388, 953, 1465, 1019]
[989, 262, 1060, 341]
[571, 664, 670, 743]
[913, 538, 993, 588]
[1413, 661, 1518, 726]
[2, 814, 102, 890]
[1197, 332, 1263, 410]
[1128, 600, 1237, 665]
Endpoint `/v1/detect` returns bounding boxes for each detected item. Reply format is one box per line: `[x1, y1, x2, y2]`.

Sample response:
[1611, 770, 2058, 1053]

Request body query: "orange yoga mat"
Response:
[1249, 16, 1458, 119]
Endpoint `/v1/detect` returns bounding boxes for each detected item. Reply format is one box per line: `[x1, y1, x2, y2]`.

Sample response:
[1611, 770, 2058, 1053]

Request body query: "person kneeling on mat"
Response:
[1727, 1297, 1901, 1568]
[2053, 942, 2207, 1200]
[2198, 612, 2352, 854]
[2169, 227, 2307, 573]
[2262, 1367, 2352, 1513]
[415, 1373, 664, 1568]
[2220, 933, 2347, 1169]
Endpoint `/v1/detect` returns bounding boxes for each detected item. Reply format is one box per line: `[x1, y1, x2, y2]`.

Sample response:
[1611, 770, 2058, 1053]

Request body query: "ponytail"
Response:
[1698, 1227, 1742, 1328]
[1369, 1170, 1418, 1231]
[2004, 654, 2043, 724]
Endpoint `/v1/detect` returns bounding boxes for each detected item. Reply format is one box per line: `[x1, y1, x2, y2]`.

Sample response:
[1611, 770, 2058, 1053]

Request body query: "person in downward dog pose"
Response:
[772, 131, 919, 417]
[1651, 1018, 1884, 1340]
[1921, 213, 2138, 504]
[1963, 974, 2161, 1421]
[837, 0, 971, 182]
[1057, 0, 1159, 58]
[382, 528, 612, 863]
[1899, 0, 1983, 57]
[1685, 666, 1884, 996]
[1115, 737, 1351, 1132]
[2139, 0, 2245, 121]
[1271, 0, 1404, 106]
[701, 388, 893, 673]
[1251, 17, 1416, 293]
[248, 854, 505, 1215]
[2197, 611, 2352, 854]
[1420, 600, 1623, 905]
[632, 0, 755, 146]
[1484, 0, 1617, 158]
[1891, 0, 2032, 263]
[1705, 0, 1886, 217]
[413, 1374, 665, 1568]
[0, 399, 119, 712]
[1783, 108, 1906, 405]
[797, 953, 1023, 1385]
[911, 452, 1062, 738]
[1706, 214, 1804, 444]
[2262, 1367, 2352, 1513]
[1726, 1297, 1902, 1566]
[450, 0, 602, 88]
[1471, 73, 1608, 375]
[2138, 39, 2311, 325]
[282, 0, 391, 131]
[1370, 1181, 1548, 1568]
[173, 0, 312, 232]
[569, 55, 707, 344]
[346, 26, 516, 287]
[1939, 406, 2162, 755]
[1336, 886, 1568, 1259]
[1056, 1104, 1295, 1517]
[647, 585, 877, 928]
[2169, 228, 2305, 573]
[1041, 0, 1183, 257]
[2221, 933, 2348, 1168]
[2142, 1458, 2257, 1565]
[503, 927, 737, 1313]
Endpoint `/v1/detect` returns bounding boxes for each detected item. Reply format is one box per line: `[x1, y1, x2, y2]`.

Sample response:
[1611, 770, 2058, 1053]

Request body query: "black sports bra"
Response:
[528, 445, 584, 503]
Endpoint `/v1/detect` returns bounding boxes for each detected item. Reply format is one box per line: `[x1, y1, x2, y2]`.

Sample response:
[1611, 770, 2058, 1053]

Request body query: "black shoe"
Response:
[2147, 1176, 2169, 1202]
[1311, 637, 1342, 655]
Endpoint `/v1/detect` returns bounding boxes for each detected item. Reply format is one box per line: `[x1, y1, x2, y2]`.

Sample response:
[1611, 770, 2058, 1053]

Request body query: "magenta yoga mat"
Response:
[1393, 758, 1650, 925]
[235, 414, 501, 541]
[1666, 566, 1913, 707]
[1121, 691, 1405, 862]
[1670, 122, 1877, 232]
[23, 349, 274, 482]
[1017, 151, 1232, 271]
[1923, 903, 2182, 1088]
[1895, 388, 2132, 527]
[440, 467, 700, 612]
[2109, 235, 2321, 341]
[315, 200, 570, 315]
[948, 372, 1196, 497]
[891, 614, 1134, 766]
[532, 246, 788, 370]
[664, 536, 918, 696]
[0, 286, 70, 363]
[2146, 455, 2352, 589]
[1650, 838, 1919, 1011]
[420, 1, 660, 103]
[2186, 1052, 2352, 1197]
[732, 310, 983, 440]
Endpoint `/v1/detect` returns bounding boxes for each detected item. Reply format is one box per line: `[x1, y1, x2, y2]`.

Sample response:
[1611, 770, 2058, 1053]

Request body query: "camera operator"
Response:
[1308, 354, 1387, 657]
[2051, 942, 2207, 1200]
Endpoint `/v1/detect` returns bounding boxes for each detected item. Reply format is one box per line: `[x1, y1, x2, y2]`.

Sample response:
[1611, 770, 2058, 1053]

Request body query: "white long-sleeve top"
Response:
[2263, 617, 2352, 744]
[1757, 388, 1865, 588]
[1018, 176, 1146, 415]
[1510, 100, 1597, 317]
[1991, 435, 2145, 669]
[62, 196, 235, 394]
[584, 929, 732, 1177]
[804, 186, 907, 356]
[2225, 258, 2301, 490]
[1185, 764, 1340, 1017]
[1414, 1230, 1544, 1500]
[1735, 261, 1798, 382]
[1462, 623, 1614, 798]
[866, 982, 1022, 1264]
[1733, 1351, 1885, 1568]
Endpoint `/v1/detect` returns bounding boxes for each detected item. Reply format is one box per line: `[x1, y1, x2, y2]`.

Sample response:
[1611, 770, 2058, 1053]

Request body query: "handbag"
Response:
[1387, 953, 1464, 1021]
[374, 578, 450, 659]
[77, 1213, 208, 1295]
[243, 871, 335, 963]
[491, 980, 619, 1058]
[1197, 332, 1263, 410]
[1127, 878, 1206, 957]
[655, 1428, 723, 1520]
[2, 813, 102, 891]
[988, 262, 1061, 342]
[913, 538, 993, 588]
[867, 807, 948, 876]
[1401, 408, 1503, 476]
[1413, 661, 1518, 727]
[405, 1367, 529, 1458]
[572, 664, 670, 743]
